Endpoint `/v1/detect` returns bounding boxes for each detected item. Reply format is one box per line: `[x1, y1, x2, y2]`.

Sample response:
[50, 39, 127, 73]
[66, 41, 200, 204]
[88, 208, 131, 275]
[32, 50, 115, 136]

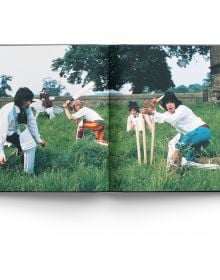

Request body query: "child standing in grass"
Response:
[127, 101, 143, 132]
[63, 99, 109, 146]
[127, 101, 153, 132]
[142, 92, 211, 167]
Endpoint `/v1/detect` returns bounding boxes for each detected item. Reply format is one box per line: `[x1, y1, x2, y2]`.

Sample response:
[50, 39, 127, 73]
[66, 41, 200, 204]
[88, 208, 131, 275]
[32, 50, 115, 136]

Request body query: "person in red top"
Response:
[40, 88, 55, 119]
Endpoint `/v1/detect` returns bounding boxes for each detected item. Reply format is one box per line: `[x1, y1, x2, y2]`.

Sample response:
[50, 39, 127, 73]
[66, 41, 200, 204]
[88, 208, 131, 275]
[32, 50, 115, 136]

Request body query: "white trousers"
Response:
[46, 107, 55, 119]
[167, 133, 181, 167]
[23, 147, 36, 174]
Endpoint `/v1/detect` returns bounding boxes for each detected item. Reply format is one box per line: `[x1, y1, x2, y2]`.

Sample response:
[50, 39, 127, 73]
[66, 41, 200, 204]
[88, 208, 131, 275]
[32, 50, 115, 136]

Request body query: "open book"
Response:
[0, 44, 219, 191]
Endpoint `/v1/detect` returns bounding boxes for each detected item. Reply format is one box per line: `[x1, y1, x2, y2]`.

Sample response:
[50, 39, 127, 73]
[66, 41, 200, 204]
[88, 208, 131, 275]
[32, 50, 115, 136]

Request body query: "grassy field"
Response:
[0, 104, 109, 191]
[109, 102, 220, 191]
[1, 102, 220, 191]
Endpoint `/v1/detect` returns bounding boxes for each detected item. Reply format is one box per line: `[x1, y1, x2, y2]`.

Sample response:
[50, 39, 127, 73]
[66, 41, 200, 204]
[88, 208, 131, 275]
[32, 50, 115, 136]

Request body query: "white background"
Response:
[1, 1, 220, 279]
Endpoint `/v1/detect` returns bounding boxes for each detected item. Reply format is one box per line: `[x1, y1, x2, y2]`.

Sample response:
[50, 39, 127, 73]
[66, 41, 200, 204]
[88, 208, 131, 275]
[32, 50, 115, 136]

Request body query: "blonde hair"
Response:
[71, 99, 83, 110]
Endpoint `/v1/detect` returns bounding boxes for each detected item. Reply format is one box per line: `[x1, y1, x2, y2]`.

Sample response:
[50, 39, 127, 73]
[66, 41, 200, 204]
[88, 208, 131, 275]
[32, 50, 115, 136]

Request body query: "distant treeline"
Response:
[170, 84, 205, 93]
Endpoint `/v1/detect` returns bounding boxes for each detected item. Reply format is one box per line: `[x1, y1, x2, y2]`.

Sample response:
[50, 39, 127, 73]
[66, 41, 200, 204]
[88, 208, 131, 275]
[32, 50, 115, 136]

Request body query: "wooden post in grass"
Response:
[142, 116, 147, 164]
[150, 119, 155, 165]
[76, 125, 79, 141]
[135, 119, 141, 164]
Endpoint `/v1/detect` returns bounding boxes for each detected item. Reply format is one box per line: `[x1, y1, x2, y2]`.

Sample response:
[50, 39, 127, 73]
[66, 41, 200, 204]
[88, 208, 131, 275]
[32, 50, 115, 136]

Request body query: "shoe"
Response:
[195, 157, 210, 164]
[96, 140, 109, 146]
[210, 157, 220, 165]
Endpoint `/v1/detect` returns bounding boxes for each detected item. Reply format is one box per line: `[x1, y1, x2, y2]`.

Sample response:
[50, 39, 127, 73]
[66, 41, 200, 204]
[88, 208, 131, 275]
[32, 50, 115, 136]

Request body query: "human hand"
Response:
[151, 98, 158, 104]
[63, 100, 71, 109]
[141, 102, 155, 115]
[140, 101, 154, 115]
[0, 155, 6, 165]
[39, 140, 46, 147]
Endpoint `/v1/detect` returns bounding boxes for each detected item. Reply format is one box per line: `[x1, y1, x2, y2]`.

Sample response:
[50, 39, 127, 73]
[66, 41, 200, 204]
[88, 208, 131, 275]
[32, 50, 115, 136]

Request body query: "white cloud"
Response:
[167, 54, 210, 87]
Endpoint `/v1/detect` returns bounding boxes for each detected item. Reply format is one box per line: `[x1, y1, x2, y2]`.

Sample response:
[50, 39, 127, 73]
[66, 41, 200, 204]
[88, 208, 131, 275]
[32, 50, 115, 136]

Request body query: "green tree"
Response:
[51, 45, 174, 94]
[188, 84, 202, 93]
[0, 75, 12, 97]
[51, 45, 209, 94]
[51, 45, 109, 91]
[111, 45, 175, 93]
[174, 85, 190, 93]
[202, 72, 212, 88]
[42, 77, 65, 96]
[63, 92, 71, 97]
[165, 45, 209, 67]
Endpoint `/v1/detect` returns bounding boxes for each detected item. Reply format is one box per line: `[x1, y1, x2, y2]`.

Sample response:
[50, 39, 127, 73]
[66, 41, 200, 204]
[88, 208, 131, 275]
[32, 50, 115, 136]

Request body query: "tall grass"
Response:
[1, 102, 220, 191]
[109, 103, 220, 191]
[0, 105, 109, 191]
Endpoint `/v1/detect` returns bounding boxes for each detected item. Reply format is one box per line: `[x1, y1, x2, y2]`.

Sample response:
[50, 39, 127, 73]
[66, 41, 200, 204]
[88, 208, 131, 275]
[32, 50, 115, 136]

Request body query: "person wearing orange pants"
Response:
[77, 120, 105, 141]
[63, 100, 108, 146]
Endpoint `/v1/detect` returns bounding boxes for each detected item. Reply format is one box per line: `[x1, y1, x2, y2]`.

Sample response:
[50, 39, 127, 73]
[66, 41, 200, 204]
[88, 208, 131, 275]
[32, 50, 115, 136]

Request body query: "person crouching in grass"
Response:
[63, 100, 109, 146]
[0, 87, 46, 174]
[141, 92, 211, 168]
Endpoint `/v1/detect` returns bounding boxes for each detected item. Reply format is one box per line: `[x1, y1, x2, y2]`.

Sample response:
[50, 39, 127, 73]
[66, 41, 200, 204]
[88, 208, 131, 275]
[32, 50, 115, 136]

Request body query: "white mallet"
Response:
[72, 81, 94, 100]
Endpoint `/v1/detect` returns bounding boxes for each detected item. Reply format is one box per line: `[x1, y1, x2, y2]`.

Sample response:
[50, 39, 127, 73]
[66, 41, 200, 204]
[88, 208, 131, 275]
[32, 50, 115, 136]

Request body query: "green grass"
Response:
[0, 105, 109, 191]
[109, 102, 220, 191]
[1, 102, 220, 191]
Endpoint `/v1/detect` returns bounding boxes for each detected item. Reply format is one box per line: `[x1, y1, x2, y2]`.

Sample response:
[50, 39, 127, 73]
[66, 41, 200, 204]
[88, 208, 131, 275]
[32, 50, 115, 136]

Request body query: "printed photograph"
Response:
[0, 45, 219, 191]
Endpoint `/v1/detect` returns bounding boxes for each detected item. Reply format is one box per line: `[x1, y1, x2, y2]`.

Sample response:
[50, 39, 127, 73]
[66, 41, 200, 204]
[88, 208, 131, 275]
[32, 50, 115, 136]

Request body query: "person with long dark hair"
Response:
[142, 92, 211, 167]
[39, 88, 55, 119]
[0, 87, 46, 173]
[126, 100, 153, 133]
[126, 101, 143, 132]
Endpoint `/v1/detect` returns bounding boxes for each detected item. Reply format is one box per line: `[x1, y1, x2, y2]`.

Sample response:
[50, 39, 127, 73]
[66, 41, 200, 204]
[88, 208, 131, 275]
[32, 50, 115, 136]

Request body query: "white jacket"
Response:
[153, 105, 205, 135]
[72, 107, 104, 122]
[0, 102, 42, 157]
[127, 114, 143, 132]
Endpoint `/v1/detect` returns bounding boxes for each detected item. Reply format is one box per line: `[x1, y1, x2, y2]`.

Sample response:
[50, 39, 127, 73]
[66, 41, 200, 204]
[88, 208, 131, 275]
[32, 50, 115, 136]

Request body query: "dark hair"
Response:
[161, 92, 182, 110]
[128, 101, 139, 112]
[14, 87, 34, 107]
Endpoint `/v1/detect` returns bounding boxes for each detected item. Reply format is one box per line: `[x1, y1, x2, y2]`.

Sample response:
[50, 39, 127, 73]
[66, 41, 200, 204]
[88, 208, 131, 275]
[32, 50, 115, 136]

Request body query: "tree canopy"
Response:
[164, 45, 209, 67]
[51, 45, 209, 94]
[0, 75, 12, 97]
[42, 77, 65, 96]
[202, 72, 212, 88]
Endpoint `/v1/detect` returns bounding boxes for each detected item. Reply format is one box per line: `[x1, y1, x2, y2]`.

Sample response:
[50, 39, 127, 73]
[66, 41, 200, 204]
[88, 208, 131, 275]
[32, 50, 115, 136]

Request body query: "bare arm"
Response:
[63, 101, 77, 120]
[64, 107, 76, 120]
